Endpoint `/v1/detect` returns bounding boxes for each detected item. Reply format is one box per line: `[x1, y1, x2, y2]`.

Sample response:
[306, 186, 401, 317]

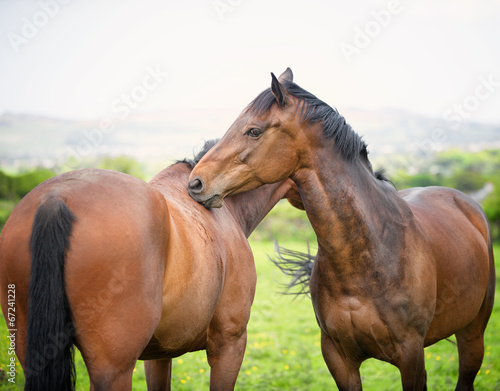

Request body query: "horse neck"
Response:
[150, 164, 287, 238]
[292, 145, 412, 275]
[225, 181, 290, 238]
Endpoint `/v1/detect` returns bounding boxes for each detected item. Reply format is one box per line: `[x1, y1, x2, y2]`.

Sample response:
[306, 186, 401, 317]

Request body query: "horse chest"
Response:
[314, 294, 402, 362]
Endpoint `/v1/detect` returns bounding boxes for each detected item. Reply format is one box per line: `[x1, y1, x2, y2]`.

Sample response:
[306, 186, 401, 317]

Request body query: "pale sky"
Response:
[1, 0, 500, 124]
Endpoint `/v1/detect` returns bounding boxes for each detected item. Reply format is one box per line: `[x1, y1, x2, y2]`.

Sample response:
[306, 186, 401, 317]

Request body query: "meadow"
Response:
[0, 239, 499, 390]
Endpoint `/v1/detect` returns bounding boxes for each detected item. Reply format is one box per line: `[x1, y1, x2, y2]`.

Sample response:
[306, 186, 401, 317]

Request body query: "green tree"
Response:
[12, 168, 56, 197]
[0, 168, 56, 232]
[393, 172, 442, 189]
[483, 179, 500, 242]
[445, 170, 485, 192]
[98, 156, 146, 180]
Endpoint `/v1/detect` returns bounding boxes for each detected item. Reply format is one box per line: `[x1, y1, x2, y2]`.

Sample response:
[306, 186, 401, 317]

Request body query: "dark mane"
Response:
[247, 81, 368, 164]
[374, 168, 394, 186]
[176, 139, 220, 169]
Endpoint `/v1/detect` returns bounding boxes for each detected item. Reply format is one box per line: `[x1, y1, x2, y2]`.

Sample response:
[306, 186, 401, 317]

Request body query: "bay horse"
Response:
[187, 69, 496, 390]
[0, 139, 300, 390]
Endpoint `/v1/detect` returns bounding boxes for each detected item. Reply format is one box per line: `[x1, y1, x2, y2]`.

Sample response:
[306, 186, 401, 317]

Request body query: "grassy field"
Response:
[0, 241, 499, 390]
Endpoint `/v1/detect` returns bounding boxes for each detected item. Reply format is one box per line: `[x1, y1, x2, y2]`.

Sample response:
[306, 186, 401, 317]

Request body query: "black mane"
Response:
[247, 80, 368, 163]
[177, 139, 219, 169]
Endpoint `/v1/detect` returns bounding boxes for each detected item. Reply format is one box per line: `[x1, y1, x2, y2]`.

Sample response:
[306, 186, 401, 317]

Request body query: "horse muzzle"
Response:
[188, 177, 224, 208]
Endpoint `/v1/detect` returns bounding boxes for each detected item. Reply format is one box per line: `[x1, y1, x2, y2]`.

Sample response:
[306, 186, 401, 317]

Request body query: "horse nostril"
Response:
[188, 177, 205, 194]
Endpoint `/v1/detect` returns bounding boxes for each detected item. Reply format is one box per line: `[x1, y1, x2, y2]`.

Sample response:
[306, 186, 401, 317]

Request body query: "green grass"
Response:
[0, 242, 499, 390]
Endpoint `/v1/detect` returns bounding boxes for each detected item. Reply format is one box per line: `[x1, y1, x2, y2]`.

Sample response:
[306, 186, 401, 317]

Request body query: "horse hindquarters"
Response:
[65, 182, 167, 390]
[0, 169, 169, 390]
[420, 190, 496, 391]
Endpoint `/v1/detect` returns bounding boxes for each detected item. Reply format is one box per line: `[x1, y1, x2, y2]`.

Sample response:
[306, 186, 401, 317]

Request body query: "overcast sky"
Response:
[1, 0, 500, 124]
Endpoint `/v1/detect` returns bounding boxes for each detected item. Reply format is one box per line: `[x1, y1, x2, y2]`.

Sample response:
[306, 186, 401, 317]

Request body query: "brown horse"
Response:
[0, 139, 300, 390]
[187, 69, 496, 390]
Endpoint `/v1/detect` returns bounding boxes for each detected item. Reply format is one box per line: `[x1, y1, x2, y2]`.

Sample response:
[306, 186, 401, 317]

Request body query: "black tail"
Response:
[25, 197, 76, 391]
[269, 242, 315, 296]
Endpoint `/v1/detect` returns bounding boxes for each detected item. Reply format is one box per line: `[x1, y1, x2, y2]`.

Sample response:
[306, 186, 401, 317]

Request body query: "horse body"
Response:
[187, 68, 495, 390]
[0, 143, 299, 390]
[293, 140, 494, 389]
[1, 168, 168, 389]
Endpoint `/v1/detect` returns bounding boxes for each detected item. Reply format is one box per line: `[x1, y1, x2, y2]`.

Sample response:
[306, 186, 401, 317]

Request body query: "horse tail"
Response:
[269, 242, 315, 296]
[25, 197, 76, 391]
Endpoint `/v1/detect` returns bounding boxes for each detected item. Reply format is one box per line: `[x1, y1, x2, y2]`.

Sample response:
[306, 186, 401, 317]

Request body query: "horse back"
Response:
[400, 186, 490, 249]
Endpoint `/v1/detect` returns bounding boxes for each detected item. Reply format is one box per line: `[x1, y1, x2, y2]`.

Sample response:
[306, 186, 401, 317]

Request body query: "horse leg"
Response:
[85, 360, 135, 391]
[395, 338, 426, 391]
[454, 298, 493, 390]
[454, 330, 484, 391]
[454, 250, 495, 391]
[144, 358, 172, 391]
[206, 328, 248, 390]
[320, 331, 362, 391]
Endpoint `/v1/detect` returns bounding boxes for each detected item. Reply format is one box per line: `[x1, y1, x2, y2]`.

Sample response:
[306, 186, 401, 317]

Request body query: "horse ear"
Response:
[271, 72, 289, 108]
[278, 67, 293, 83]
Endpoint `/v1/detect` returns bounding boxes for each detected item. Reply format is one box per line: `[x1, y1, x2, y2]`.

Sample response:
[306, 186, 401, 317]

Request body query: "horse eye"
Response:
[246, 128, 262, 138]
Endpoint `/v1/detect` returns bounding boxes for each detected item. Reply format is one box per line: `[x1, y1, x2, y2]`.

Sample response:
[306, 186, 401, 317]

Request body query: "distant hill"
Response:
[1, 109, 499, 172]
[341, 108, 500, 155]
[0, 109, 239, 172]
